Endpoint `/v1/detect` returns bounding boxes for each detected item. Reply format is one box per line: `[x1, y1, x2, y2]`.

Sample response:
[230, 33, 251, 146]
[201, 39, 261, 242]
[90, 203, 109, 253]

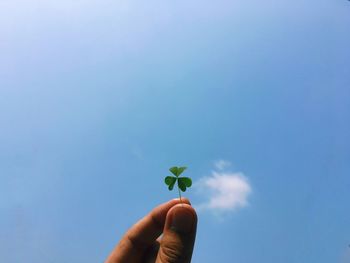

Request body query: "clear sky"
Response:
[1, 0, 350, 262]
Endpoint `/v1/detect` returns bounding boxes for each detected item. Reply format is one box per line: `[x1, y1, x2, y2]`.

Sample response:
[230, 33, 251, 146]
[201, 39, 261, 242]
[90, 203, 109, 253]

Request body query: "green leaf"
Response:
[165, 176, 176, 185]
[165, 176, 177, 191]
[178, 177, 192, 188]
[178, 179, 187, 192]
[169, 167, 179, 176]
[168, 180, 176, 190]
[177, 166, 187, 176]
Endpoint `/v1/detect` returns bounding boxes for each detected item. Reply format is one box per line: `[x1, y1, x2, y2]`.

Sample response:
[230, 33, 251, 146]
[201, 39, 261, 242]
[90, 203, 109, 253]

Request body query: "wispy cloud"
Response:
[214, 159, 232, 170]
[195, 161, 252, 213]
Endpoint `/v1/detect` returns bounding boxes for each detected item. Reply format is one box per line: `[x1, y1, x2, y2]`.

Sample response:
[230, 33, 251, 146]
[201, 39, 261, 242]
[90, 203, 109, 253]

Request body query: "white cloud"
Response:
[195, 162, 252, 213]
[214, 159, 232, 170]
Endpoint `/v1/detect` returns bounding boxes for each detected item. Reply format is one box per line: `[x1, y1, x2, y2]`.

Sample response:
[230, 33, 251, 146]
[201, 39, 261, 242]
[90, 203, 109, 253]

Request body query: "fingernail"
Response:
[170, 207, 195, 234]
[173, 198, 191, 205]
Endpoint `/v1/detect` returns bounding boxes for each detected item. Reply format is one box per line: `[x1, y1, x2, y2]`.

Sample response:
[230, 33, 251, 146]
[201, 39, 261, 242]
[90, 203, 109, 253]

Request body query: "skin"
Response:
[105, 198, 197, 263]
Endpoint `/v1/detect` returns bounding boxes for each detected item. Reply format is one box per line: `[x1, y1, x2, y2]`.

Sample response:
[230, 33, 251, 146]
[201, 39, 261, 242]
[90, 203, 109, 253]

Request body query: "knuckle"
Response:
[159, 241, 187, 263]
[125, 233, 148, 251]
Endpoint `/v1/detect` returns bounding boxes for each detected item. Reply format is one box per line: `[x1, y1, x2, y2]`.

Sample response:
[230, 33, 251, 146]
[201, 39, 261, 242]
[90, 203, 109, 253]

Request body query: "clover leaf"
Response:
[165, 166, 192, 202]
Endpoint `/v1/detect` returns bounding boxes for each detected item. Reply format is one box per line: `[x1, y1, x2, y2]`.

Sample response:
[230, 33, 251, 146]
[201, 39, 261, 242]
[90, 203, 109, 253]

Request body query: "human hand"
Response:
[105, 198, 197, 263]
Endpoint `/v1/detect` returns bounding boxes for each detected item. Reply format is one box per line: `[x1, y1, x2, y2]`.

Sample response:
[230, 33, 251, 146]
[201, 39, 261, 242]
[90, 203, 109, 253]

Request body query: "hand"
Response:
[105, 198, 197, 263]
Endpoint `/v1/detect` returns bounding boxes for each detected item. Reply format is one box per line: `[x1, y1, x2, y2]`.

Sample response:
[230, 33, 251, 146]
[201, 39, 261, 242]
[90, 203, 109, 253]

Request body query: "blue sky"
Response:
[1, 0, 350, 262]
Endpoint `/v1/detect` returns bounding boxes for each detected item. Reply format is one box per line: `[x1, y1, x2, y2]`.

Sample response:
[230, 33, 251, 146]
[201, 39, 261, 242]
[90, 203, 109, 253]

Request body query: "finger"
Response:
[143, 240, 160, 263]
[143, 234, 163, 262]
[156, 204, 197, 263]
[105, 198, 191, 263]
[143, 233, 166, 263]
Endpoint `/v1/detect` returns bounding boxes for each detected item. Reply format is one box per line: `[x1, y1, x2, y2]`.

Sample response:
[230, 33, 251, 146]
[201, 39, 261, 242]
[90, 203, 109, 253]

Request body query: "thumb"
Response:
[156, 204, 197, 263]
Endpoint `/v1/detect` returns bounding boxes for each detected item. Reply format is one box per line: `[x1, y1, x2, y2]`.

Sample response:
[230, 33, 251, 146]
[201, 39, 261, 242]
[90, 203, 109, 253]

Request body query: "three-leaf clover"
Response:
[165, 166, 192, 202]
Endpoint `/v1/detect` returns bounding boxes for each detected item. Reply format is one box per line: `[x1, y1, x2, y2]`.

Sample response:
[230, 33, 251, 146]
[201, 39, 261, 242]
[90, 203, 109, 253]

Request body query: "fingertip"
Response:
[166, 204, 197, 234]
[172, 197, 191, 205]
[156, 204, 197, 263]
[170, 203, 197, 216]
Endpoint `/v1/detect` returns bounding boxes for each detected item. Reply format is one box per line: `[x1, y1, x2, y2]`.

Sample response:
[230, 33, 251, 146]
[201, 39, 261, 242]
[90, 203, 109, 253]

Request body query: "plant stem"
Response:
[178, 185, 182, 204]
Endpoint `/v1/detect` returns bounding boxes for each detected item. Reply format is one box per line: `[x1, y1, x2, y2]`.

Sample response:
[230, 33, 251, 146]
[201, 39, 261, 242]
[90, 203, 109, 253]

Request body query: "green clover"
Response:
[164, 166, 192, 202]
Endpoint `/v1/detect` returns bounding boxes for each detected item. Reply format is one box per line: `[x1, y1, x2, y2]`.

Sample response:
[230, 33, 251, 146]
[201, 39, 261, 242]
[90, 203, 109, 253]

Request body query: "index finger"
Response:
[105, 198, 191, 263]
